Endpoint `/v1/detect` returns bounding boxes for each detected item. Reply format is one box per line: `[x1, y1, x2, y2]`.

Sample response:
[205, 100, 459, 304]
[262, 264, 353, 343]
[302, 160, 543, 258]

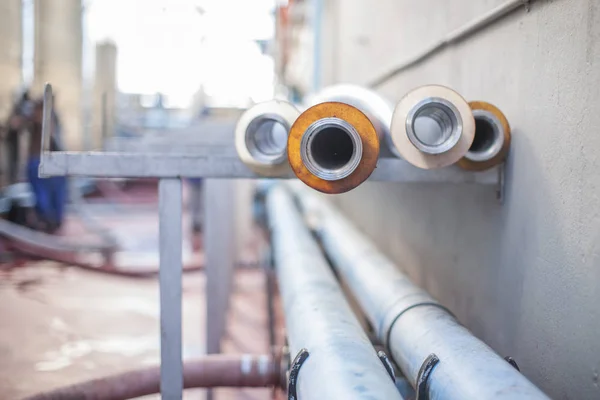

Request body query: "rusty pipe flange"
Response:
[390, 85, 475, 169]
[457, 101, 511, 171]
[287, 102, 379, 194]
[235, 100, 300, 176]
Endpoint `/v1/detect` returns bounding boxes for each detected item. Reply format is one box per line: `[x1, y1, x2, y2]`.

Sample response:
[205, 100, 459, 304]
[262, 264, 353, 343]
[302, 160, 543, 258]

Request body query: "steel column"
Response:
[159, 178, 183, 400]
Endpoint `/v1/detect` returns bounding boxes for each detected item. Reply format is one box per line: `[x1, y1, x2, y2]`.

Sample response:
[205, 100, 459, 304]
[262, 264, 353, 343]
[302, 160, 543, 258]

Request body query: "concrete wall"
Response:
[316, 0, 600, 398]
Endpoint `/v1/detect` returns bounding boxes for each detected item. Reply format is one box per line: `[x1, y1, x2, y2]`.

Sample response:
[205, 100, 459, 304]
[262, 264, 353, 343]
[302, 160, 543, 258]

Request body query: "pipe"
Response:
[457, 101, 511, 171]
[287, 102, 380, 194]
[289, 184, 550, 400]
[309, 84, 401, 158]
[368, 0, 532, 88]
[235, 100, 300, 176]
[23, 354, 280, 400]
[266, 186, 403, 399]
[391, 85, 475, 169]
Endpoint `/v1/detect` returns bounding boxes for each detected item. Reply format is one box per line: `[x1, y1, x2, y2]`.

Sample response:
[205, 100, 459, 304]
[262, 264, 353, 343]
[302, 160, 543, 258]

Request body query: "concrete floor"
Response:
[0, 264, 274, 399]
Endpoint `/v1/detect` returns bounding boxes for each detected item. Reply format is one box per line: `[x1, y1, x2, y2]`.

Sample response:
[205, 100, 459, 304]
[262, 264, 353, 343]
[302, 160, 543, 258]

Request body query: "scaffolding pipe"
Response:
[290, 184, 550, 400]
[266, 186, 403, 400]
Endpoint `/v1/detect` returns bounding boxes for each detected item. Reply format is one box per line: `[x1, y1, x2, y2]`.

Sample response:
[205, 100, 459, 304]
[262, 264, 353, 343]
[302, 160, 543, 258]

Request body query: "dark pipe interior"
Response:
[470, 118, 497, 153]
[310, 127, 354, 170]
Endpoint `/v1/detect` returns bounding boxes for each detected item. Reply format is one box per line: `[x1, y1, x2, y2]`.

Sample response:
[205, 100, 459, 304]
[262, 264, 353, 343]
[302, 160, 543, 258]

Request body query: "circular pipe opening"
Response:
[300, 117, 363, 181]
[245, 114, 289, 164]
[405, 98, 463, 155]
[464, 110, 504, 162]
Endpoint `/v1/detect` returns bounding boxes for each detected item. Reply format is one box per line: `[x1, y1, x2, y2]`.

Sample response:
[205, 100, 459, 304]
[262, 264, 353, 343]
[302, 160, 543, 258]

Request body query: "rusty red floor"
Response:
[0, 181, 278, 399]
[0, 265, 276, 399]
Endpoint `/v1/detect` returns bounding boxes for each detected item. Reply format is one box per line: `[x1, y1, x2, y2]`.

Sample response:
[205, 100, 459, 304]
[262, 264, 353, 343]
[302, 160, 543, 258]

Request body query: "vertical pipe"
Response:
[159, 178, 184, 400]
[267, 186, 403, 400]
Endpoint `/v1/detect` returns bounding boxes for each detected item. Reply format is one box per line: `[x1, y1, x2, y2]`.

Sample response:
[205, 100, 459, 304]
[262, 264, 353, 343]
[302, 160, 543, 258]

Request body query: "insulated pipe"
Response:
[289, 185, 550, 400]
[309, 84, 401, 158]
[287, 102, 380, 194]
[391, 85, 475, 169]
[235, 100, 300, 176]
[23, 354, 281, 400]
[266, 186, 403, 399]
[457, 101, 511, 171]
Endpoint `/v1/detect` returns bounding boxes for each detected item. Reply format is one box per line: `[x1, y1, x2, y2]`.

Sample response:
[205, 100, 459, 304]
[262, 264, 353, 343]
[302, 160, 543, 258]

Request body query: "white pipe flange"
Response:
[390, 85, 475, 169]
[235, 100, 300, 176]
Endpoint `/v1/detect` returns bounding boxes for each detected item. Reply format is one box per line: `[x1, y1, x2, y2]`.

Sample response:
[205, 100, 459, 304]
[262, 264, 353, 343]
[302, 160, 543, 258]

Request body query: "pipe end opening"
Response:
[464, 110, 504, 162]
[406, 98, 463, 155]
[301, 117, 363, 181]
[245, 114, 289, 164]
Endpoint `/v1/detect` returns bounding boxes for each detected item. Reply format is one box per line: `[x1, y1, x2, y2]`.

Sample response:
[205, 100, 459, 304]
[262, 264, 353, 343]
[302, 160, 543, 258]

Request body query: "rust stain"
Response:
[287, 102, 380, 194]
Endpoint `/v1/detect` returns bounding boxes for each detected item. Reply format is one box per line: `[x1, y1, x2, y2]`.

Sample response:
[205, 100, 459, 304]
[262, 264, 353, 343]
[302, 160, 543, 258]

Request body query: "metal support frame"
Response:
[159, 179, 183, 399]
[38, 82, 503, 399]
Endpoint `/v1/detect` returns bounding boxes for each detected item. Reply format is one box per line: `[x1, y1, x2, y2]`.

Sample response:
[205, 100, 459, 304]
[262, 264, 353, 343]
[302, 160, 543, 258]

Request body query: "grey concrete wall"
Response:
[319, 0, 600, 398]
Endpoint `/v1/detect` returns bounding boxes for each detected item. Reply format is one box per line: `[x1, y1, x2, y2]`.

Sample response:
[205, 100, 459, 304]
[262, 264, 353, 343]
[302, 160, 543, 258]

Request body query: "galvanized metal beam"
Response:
[159, 178, 183, 400]
[39, 151, 499, 184]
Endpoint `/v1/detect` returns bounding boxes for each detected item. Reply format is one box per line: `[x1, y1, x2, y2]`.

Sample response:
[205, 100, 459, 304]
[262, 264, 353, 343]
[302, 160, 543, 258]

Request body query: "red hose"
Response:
[23, 354, 281, 400]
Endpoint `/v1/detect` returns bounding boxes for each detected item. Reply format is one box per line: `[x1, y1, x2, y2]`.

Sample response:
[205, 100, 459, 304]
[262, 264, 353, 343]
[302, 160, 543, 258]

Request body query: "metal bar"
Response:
[289, 184, 550, 400]
[38, 151, 499, 184]
[205, 179, 236, 356]
[159, 179, 183, 400]
[266, 186, 403, 400]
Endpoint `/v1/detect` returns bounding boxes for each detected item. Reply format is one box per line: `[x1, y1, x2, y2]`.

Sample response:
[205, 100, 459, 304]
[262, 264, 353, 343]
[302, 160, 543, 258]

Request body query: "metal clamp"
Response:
[415, 353, 440, 400]
[505, 356, 520, 371]
[377, 350, 396, 383]
[287, 348, 309, 400]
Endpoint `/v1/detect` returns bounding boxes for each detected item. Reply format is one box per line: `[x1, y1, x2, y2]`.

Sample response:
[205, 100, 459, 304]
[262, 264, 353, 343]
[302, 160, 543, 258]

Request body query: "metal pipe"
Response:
[266, 186, 403, 399]
[457, 101, 511, 171]
[368, 0, 532, 88]
[309, 84, 400, 158]
[289, 184, 550, 400]
[23, 354, 281, 400]
[287, 102, 380, 194]
[391, 85, 475, 169]
[235, 100, 300, 176]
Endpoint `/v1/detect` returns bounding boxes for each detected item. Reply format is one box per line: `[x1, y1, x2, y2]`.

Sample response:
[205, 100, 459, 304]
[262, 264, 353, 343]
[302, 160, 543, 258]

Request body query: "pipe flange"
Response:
[391, 85, 475, 169]
[235, 100, 300, 177]
[457, 101, 511, 171]
[287, 102, 380, 194]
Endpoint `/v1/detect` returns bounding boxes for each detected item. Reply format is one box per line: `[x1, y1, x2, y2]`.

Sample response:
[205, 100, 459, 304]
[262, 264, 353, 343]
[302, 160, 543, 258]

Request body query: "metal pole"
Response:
[289, 184, 550, 400]
[266, 186, 403, 400]
[159, 178, 183, 400]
